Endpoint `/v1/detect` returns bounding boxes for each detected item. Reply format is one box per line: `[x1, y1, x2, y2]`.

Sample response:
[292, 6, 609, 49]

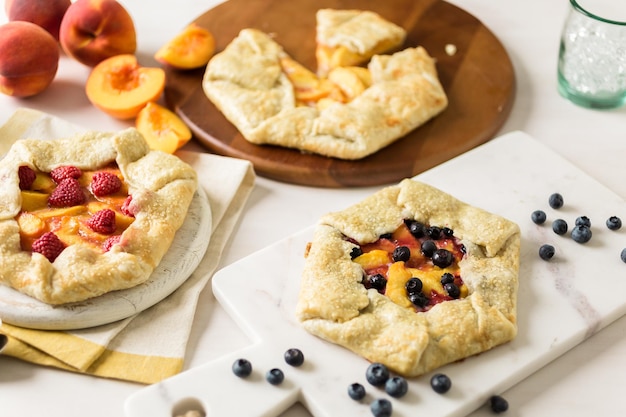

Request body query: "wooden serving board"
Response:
[166, 0, 516, 188]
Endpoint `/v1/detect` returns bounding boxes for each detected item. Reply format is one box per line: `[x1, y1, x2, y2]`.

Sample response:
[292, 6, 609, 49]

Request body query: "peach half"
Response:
[155, 23, 215, 70]
[136, 102, 192, 154]
[86, 54, 165, 119]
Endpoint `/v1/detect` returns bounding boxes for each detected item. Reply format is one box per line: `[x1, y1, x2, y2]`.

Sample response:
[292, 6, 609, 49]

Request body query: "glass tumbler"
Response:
[557, 0, 626, 109]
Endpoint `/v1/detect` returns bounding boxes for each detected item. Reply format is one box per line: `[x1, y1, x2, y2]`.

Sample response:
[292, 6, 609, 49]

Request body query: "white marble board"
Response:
[0, 188, 212, 330]
[125, 131, 626, 417]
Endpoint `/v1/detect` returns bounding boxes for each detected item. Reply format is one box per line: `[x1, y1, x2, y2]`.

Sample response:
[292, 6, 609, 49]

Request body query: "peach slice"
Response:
[327, 67, 368, 102]
[155, 23, 215, 70]
[135, 102, 192, 154]
[85, 54, 165, 120]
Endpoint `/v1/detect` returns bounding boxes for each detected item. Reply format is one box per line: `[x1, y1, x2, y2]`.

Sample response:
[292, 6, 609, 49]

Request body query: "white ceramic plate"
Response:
[0, 187, 212, 330]
[125, 131, 626, 417]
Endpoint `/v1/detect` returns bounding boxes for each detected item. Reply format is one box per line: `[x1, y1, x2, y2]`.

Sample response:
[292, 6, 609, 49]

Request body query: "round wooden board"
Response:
[166, 0, 515, 188]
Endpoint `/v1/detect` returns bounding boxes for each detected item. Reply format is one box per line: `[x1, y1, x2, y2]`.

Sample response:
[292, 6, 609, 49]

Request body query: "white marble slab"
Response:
[125, 131, 626, 417]
[0, 188, 212, 330]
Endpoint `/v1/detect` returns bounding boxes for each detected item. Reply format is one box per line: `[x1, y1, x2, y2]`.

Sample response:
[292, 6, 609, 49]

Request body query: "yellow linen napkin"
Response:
[0, 108, 256, 384]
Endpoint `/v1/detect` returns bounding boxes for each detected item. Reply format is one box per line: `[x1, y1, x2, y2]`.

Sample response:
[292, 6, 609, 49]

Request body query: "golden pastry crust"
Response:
[296, 179, 520, 377]
[0, 128, 198, 305]
[202, 28, 447, 160]
[315, 9, 407, 76]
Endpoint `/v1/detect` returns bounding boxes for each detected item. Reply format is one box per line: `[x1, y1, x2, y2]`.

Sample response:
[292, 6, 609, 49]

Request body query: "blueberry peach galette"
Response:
[0, 129, 197, 305]
[296, 179, 520, 377]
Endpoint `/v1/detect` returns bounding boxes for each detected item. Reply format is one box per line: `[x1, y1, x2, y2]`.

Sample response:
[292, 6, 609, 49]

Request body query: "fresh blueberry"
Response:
[489, 395, 509, 413]
[571, 225, 592, 243]
[232, 358, 252, 378]
[575, 216, 591, 227]
[427, 226, 442, 239]
[430, 373, 452, 394]
[408, 291, 429, 308]
[432, 248, 454, 268]
[266, 368, 284, 385]
[408, 220, 426, 238]
[548, 193, 564, 209]
[442, 227, 454, 237]
[392, 246, 411, 262]
[368, 274, 387, 291]
[347, 383, 366, 400]
[380, 233, 393, 240]
[531, 210, 547, 225]
[365, 363, 390, 386]
[552, 219, 568, 235]
[539, 244, 555, 261]
[621, 248, 626, 263]
[370, 398, 393, 417]
[284, 348, 304, 367]
[421, 240, 437, 257]
[350, 247, 363, 259]
[385, 376, 408, 398]
[607, 216, 622, 231]
[405, 277, 423, 294]
[444, 282, 460, 299]
[440, 272, 455, 285]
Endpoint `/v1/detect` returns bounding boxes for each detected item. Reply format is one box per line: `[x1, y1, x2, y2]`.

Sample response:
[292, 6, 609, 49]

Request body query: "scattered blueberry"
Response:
[440, 272, 455, 285]
[421, 240, 437, 257]
[531, 210, 547, 225]
[442, 227, 454, 237]
[621, 248, 626, 263]
[538, 244, 555, 261]
[552, 219, 568, 235]
[571, 225, 592, 243]
[370, 398, 393, 417]
[365, 363, 390, 386]
[549, 193, 564, 209]
[432, 248, 454, 268]
[380, 233, 393, 240]
[575, 216, 591, 227]
[347, 383, 366, 401]
[385, 376, 408, 398]
[392, 246, 411, 262]
[430, 373, 452, 394]
[232, 358, 252, 378]
[284, 348, 304, 367]
[405, 277, 423, 293]
[443, 282, 460, 298]
[606, 216, 622, 231]
[350, 247, 363, 259]
[265, 368, 284, 385]
[489, 395, 509, 413]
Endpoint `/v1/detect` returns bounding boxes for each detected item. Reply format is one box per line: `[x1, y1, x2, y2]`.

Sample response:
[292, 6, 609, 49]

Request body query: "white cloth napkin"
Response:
[0, 108, 256, 384]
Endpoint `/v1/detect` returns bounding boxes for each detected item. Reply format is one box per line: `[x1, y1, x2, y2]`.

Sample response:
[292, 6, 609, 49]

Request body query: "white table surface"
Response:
[1, 1, 625, 416]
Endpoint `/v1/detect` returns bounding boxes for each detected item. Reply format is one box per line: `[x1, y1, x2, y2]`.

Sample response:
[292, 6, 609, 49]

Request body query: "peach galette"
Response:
[202, 9, 448, 160]
[0, 128, 198, 305]
[296, 179, 520, 377]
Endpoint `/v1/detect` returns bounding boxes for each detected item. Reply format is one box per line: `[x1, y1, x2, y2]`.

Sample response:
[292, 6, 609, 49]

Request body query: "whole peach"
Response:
[0, 21, 60, 97]
[5, 0, 71, 40]
[59, 0, 137, 67]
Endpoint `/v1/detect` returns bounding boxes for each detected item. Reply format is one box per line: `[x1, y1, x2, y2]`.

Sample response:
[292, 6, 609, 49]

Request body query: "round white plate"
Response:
[0, 187, 212, 330]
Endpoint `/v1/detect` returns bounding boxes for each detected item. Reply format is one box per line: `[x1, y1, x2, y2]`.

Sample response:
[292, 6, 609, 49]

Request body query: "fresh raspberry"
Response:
[102, 235, 121, 252]
[91, 171, 122, 197]
[18, 165, 36, 190]
[87, 209, 116, 234]
[48, 178, 86, 207]
[50, 165, 82, 184]
[121, 195, 135, 217]
[32, 232, 65, 262]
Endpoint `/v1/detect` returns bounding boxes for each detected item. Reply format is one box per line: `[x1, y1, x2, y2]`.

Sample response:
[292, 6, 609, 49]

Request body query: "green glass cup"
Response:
[557, 0, 626, 109]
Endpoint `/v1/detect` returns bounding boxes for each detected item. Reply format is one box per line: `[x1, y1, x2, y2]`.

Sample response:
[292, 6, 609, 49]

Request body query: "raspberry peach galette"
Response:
[0, 128, 197, 305]
[296, 179, 520, 377]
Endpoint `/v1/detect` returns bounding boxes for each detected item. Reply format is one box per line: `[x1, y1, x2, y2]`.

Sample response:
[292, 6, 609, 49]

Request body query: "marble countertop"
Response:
[1, 0, 625, 416]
